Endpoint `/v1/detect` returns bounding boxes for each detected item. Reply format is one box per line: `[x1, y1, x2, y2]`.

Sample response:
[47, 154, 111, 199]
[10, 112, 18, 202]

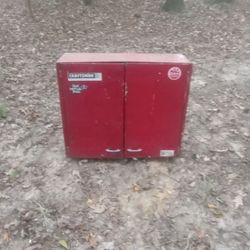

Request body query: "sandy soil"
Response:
[0, 0, 249, 249]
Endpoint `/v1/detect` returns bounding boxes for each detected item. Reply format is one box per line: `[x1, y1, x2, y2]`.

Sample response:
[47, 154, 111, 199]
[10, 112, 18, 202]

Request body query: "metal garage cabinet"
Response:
[57, 53, 192, 159]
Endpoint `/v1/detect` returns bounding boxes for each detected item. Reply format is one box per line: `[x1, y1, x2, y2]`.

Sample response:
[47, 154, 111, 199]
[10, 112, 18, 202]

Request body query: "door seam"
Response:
[123, 63, 127, 157]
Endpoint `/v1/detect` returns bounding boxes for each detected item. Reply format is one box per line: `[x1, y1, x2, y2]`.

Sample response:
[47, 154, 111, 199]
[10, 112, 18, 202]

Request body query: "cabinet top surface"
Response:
[57, 53, 191, 64]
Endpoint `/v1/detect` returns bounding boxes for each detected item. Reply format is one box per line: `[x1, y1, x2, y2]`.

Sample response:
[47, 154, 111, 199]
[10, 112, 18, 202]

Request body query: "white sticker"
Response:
[168, 67, 182, 80]
[160, 150, 175, 157]
[68, 72, 102, 81]
[70, 84, 88, 93]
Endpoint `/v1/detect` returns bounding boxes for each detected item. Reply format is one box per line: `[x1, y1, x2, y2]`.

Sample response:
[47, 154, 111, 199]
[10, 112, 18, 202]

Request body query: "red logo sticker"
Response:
[168, 67, 182, 80]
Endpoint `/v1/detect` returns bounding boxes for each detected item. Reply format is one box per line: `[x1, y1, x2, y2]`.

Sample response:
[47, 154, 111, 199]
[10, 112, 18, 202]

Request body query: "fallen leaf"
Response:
[0, 193, 10, 200]
[233, 196, 243, 208]
[58, 239, 69, 250]
[89, 204, 106, 213]
[207, 203, 223, 218]
[101, 241, 115, 250]
[2, 232, 10, 242]
[207, 203, 217, 209]
[233, 191, 246, 209]
[87, 199, 93, 205]
[72, 169, 81, 179]
[154, 191, 169, 201]
[132, 183, 142, 192]
[203, 156, 210, 162]
[230, 142, 244, 159]
[87, 199, 106, 213]
[83, 232, 97, 248]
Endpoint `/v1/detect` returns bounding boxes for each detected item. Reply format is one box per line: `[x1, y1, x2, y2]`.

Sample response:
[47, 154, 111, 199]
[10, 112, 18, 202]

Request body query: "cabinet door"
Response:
[57, 63, 125, 158]
[125, 63, 191, 158]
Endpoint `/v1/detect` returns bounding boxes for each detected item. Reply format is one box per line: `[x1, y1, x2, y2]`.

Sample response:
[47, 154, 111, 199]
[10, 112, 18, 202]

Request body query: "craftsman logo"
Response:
[68, 72, 102, 81]
[168, 67, 182, 80]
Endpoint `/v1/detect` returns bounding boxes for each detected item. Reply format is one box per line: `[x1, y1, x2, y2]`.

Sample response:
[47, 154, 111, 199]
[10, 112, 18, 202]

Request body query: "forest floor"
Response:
[0, 0, 250, 249]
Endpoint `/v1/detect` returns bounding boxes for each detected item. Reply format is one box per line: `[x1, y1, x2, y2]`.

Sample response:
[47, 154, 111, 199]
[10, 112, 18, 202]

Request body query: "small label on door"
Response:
[168, 67, 182, 80]
[70, 84, 88, 93]
[68, 72, 102, 81]
[160, 150, 175, 157]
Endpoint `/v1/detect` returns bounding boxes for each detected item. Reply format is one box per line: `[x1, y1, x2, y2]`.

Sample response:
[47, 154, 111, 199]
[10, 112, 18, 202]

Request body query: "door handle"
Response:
[127, 149, 143, 152]
[106, 149, 121, 153]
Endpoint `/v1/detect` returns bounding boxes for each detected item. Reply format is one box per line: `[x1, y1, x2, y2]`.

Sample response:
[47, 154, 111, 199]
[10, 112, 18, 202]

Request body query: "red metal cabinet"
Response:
[57, 53, 192, 159]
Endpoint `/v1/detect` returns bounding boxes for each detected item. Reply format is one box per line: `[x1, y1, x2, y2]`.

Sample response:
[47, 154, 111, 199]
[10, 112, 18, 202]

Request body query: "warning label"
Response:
[168, 67, 182, 80]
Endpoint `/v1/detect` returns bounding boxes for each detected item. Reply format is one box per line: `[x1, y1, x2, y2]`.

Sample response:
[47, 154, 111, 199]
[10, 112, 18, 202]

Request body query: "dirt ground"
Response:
[0, 0, 250, 249]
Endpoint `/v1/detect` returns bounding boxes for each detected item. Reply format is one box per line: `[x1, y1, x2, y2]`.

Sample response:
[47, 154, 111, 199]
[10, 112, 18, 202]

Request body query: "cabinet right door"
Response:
[125, 63, 192, 158]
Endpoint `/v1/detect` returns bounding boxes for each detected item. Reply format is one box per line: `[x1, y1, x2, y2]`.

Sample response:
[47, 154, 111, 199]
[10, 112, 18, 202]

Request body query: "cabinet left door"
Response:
[57, 63, 125, 158]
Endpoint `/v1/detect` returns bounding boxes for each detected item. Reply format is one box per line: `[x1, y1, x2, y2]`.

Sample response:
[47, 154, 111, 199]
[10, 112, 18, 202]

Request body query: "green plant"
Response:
[0, 104, 8, 119]
[162, 0, 185, 12]
[84, 0, 92, 6]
